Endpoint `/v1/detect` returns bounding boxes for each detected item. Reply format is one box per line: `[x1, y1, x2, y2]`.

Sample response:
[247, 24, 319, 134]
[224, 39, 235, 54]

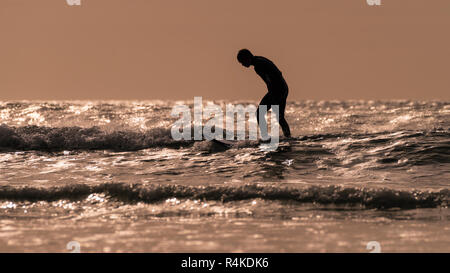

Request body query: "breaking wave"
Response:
[0, 125, 449, 167]
[0, 183, 448, 209]
[0, 124, 189, 151]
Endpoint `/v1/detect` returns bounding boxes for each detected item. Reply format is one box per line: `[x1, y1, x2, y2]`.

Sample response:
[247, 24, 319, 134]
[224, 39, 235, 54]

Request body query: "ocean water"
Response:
[0, 100, 449, 252]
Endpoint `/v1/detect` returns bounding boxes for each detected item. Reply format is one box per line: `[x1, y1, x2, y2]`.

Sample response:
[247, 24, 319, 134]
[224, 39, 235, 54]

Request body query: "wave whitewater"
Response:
[0, 124, 188, 151]
[0, 183, 448, 209]
[1, 124, 449, 151]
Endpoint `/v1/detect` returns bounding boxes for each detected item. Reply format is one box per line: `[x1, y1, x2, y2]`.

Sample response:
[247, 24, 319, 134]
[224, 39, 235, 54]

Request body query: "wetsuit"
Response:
[253, 56, 291, 138]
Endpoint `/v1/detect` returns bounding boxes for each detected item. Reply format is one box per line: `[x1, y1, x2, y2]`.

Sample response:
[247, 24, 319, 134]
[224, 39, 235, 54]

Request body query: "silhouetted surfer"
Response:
[237, 49, 291, 139]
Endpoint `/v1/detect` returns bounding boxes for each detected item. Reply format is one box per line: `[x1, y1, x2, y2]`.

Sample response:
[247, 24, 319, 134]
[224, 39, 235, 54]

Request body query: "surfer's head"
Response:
[237, 49, 253, 68]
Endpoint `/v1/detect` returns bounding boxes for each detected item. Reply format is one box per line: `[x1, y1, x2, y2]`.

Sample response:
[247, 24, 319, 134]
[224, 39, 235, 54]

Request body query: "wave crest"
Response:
[0, 183, 448, 209]
[0, 125, 188, 151]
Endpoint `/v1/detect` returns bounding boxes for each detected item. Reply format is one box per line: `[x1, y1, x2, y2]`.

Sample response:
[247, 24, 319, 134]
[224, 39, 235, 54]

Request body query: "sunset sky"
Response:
[1, 0, 449, 101]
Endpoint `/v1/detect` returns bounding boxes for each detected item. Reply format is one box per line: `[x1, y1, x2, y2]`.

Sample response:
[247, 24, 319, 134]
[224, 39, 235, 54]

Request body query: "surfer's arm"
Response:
[255, 66, 273, 90]
[262, 73, 273, 88]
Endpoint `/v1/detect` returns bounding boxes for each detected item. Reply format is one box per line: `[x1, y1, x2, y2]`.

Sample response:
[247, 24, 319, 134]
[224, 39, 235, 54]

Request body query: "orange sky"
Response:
[1, 0, 449, 101]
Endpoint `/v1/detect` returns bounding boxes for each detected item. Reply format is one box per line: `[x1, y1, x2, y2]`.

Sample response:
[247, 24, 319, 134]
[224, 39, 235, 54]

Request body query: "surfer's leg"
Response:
[271, 85, 291, 138]
[256, 93, 272, 140]
[278, 99, 291, 138]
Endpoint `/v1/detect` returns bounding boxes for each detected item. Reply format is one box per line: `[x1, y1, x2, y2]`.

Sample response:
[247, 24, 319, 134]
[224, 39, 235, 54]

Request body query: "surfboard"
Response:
[211, 137, 294, 149]
[211, 139, 237, 147]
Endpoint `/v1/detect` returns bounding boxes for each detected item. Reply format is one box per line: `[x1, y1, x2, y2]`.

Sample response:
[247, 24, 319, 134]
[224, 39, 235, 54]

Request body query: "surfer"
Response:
[237, 49, 291, 139]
